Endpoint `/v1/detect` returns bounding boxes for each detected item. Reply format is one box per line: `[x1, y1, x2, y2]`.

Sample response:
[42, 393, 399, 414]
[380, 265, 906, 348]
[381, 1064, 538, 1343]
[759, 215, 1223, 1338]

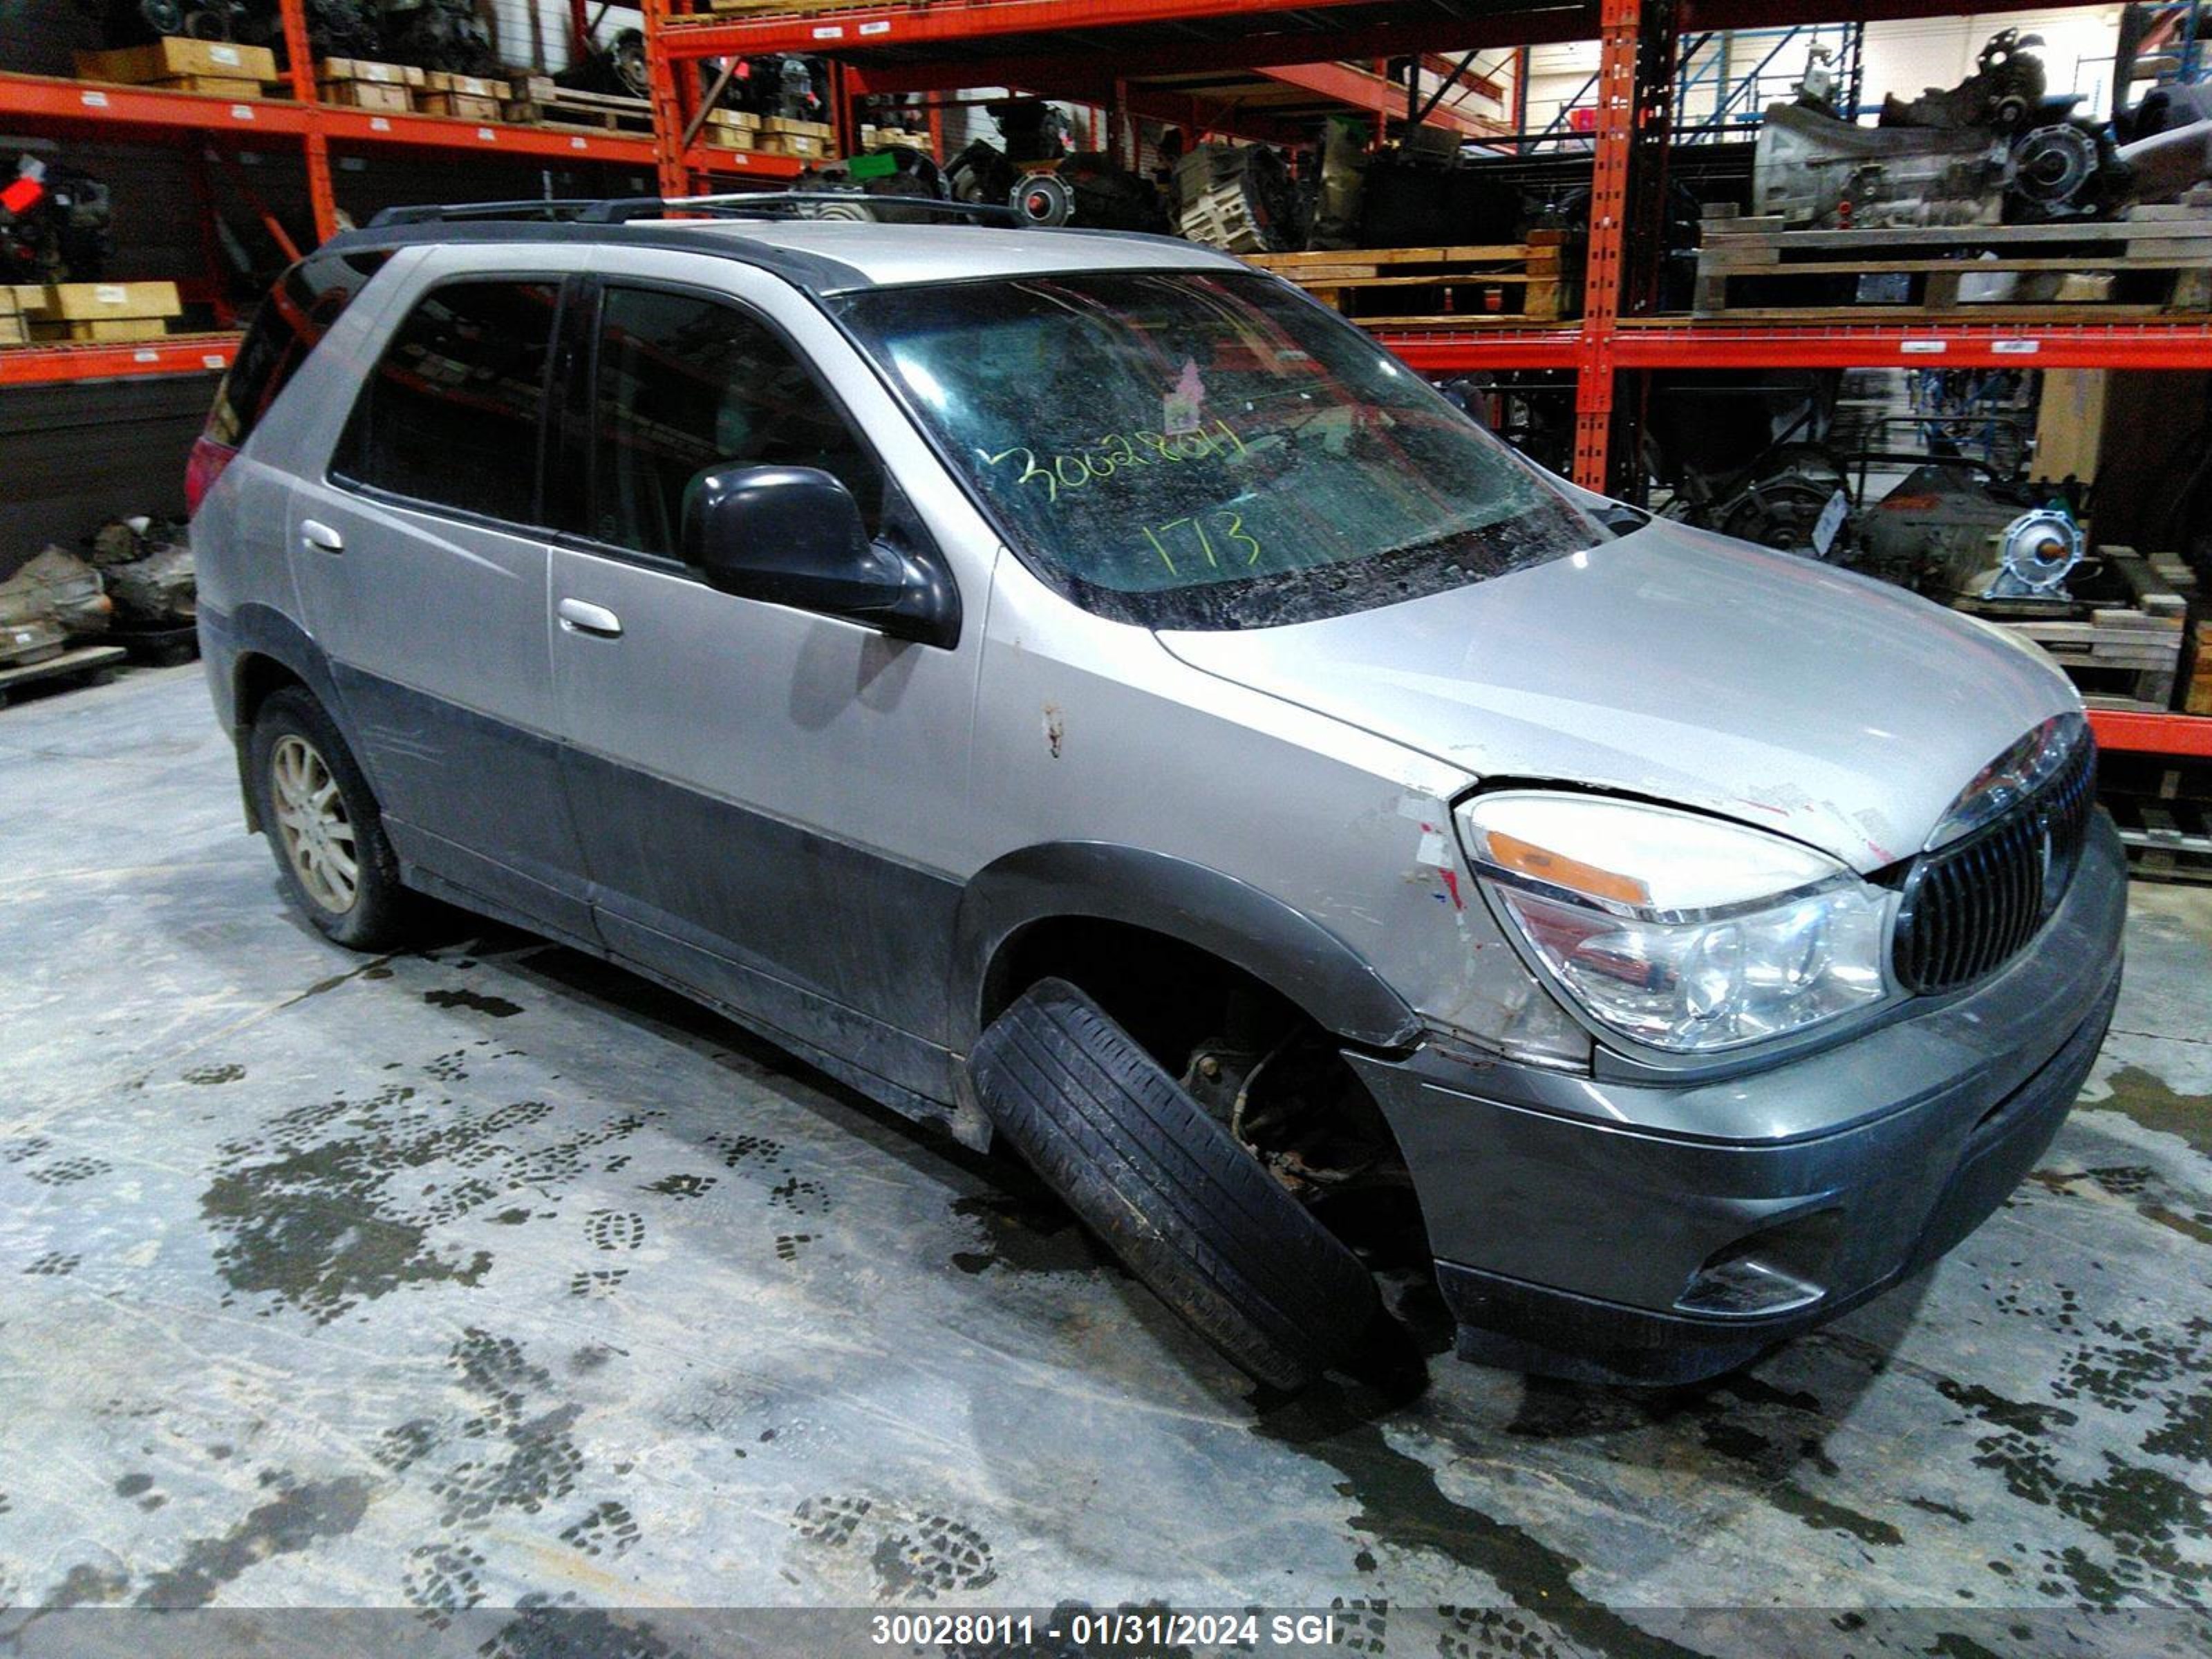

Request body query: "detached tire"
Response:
[971, 977, 1386, 1390]
[247, 686, 418, 953]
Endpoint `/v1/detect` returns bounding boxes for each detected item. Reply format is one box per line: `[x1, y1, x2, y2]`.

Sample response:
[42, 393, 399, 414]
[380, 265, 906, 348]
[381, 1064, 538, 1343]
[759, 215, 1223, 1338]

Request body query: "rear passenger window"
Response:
[589, 285, 883, 559]
[332, 279, 560, 525]
[209, 248, 388, 448]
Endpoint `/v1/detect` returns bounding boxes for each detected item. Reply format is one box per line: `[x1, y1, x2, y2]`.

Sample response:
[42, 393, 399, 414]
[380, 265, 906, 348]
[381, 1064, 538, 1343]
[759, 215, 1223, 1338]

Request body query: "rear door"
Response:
[543, 260, 986, 1102]
[285, 250, 597, 945]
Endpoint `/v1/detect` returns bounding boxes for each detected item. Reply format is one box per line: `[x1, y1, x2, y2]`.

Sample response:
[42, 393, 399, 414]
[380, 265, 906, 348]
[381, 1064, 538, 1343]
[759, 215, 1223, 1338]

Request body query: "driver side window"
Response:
[590, 285, 884, 559]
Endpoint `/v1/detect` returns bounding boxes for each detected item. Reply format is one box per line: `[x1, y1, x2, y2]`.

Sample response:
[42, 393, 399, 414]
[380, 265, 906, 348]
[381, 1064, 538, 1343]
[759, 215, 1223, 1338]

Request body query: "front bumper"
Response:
[1349, 813, 2128, 1386]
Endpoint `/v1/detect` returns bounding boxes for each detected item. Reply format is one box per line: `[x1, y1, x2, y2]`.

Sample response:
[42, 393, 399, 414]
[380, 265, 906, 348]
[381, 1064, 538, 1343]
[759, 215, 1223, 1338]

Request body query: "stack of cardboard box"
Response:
[73, 37, 283, 99]
[8, 282, 182, 344]
[317, 58, 426, 112]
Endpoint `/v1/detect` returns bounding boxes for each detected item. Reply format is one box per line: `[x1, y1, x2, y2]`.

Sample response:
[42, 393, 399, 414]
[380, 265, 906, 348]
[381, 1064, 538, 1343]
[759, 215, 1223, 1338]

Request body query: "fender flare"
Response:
[951, 841, 1420, 1052]
[214, 603, 368, 825]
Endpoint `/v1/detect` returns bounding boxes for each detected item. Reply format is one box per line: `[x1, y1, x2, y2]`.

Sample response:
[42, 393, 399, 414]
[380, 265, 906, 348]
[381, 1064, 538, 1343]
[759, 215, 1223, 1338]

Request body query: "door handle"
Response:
[299, 519, 344, 554]
[557, 597, 623, 638]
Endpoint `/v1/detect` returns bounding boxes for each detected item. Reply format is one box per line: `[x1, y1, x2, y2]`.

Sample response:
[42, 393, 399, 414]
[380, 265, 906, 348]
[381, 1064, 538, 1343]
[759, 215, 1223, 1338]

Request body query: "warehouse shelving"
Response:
[4, 0, 2206, 754]
[0, 0, 803, 391]
[636, 0, 2212, 757]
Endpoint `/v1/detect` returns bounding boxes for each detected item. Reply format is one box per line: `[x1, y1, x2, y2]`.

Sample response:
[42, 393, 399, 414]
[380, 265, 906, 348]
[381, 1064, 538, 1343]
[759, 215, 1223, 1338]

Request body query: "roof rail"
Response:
[578, 192, 1029, 225]
[366, 199, 609, 227]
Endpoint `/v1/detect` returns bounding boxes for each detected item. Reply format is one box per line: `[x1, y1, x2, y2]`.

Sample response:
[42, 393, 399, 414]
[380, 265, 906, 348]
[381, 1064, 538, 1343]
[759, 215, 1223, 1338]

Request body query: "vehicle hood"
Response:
[1156, 517, 2080, 873]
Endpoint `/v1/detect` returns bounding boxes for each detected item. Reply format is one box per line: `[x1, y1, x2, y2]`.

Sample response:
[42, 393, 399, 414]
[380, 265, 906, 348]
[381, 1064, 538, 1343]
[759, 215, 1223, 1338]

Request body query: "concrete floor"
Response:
[1, 664, 2208, 1657]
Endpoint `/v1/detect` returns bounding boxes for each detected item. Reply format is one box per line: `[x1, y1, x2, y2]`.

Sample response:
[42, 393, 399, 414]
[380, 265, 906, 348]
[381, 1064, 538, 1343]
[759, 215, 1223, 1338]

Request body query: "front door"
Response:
[286, 261, 595, 944]
[546, 270, 982, 1102]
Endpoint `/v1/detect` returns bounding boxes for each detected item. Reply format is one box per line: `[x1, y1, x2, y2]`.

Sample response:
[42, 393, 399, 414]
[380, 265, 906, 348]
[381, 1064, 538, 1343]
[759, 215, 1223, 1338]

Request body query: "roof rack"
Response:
[578, 192, 1029, 225]
[364, 194, 1031, 230]
[366, 200, 608, 227]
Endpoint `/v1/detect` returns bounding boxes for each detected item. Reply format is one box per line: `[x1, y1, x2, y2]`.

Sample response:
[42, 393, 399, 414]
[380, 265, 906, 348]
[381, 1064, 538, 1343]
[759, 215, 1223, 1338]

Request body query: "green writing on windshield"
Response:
[1140, 511, 1263, 575]
[981, 418, 1247, 505]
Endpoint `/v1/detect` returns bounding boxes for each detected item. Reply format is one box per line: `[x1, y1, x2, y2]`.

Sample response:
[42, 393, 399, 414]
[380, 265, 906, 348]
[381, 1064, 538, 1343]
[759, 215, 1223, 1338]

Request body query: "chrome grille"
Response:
[1893, 732, 2096, 994]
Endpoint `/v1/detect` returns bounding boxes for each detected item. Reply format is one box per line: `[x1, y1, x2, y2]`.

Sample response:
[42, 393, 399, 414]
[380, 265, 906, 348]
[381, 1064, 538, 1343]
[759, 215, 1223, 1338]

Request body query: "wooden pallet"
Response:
[109, 621, 199, 668]
[2106, 778, 2212, 884]
[0, 644, 126, 709]
[1240, 234, 1579, 324]
[1693, 207, 2212, 319]
[1956, 548, 2190, 712]
[503, 79, 654, 134]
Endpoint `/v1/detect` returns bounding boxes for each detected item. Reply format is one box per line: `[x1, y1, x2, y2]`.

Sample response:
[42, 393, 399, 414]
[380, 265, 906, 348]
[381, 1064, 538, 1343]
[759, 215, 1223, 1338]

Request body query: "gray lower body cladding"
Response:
[1351, 815, 2130, 1386]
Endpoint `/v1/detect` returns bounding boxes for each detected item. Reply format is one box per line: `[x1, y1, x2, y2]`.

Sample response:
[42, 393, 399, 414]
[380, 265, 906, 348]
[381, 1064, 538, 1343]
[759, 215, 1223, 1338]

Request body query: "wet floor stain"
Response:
[424, 988, 525, 1019]
[198, 1064, 661, 1321]
[1254, 1382, 1714, 1659]
[2087, 1065, 2212, 1156]
[948, 1188, 1098, 1277]
[133, 1474, 372, 1608]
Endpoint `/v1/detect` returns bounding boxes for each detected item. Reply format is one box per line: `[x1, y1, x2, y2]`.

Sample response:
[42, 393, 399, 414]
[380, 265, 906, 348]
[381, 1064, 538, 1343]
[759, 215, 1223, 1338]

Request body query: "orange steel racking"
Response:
[3, 0, 2206, 753]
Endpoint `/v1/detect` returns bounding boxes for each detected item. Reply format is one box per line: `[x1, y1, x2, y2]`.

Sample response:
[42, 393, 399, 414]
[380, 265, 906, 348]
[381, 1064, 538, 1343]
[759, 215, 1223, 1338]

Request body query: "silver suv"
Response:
[189, 198, 2124, 1391]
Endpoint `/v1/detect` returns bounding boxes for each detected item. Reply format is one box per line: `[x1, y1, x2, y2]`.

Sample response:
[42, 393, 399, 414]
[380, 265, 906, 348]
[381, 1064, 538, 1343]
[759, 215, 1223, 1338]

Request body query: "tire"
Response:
[970, 977, 1391, 1391]
[247, 686, 418, 953]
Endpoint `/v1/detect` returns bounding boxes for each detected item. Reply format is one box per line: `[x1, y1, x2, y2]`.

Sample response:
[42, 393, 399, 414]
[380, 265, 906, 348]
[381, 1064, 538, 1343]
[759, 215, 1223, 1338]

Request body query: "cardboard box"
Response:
[149, 75, 266, 98]
[423, 71, 501, 99]
[19, 281, 182, 321]
[0, 315, 26, 347]
[758, 131, 830, 160]
[415, 91, 501, 121]
[762, 115, 834, 138]
[320, 79, 412, 112]
[30, 317, 170, 342]
[75, 38, 278, 86]
[318, 57, 417, 86]
[706, 108, 762, 132]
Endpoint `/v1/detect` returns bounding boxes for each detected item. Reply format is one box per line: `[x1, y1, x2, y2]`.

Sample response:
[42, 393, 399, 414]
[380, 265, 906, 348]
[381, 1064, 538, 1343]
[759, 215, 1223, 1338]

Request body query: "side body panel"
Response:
[276, 246, 597, 944]
[547, 250, 1000, 1105]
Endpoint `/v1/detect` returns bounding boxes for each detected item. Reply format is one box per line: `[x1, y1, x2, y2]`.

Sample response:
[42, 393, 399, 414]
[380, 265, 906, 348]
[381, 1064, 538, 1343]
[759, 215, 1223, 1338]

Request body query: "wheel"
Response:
[969, 977, 1394, 1391]
[247, 687, 418, 951]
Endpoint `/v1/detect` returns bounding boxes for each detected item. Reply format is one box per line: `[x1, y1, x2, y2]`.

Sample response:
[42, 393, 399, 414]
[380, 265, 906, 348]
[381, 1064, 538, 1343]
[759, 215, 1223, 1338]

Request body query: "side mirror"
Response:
[681, 464, 957, 646]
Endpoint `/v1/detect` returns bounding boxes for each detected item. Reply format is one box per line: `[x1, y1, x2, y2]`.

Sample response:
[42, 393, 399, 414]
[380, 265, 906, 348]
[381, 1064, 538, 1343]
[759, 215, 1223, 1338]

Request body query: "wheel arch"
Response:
[953, 842, 1420, 1054]
[223, 605, 356, 833]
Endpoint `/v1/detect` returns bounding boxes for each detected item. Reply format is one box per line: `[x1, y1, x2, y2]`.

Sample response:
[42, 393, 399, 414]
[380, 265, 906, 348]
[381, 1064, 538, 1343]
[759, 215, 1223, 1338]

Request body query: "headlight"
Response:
[1456, 792, 1893, 1053]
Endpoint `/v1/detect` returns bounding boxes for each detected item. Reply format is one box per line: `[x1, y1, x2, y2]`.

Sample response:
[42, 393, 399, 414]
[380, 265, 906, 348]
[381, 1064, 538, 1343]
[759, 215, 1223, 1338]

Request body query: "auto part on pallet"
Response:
[721, 55, 825, 123]
[0, 547, 111, 649]
[1985, 506, 2087, 599]
[945, 142, 1163, 233]
[0, 156, 113, 285]
[1859, 463, 2085, 601]
[556, 26, 650, 100]
[375, 0, 494, 76]
[103, 540, 198, 625]
[1358, 137, 1520, 249]
[1700, 443, 1855, 559]
[79, 0, 249, 45]
[1754, 30, 2145, 227]
[1025, 155, 1165, 233]
[794, 149, 948, 223]
[1174, 142, 1304, 254]
[987, 98, 1073, 167]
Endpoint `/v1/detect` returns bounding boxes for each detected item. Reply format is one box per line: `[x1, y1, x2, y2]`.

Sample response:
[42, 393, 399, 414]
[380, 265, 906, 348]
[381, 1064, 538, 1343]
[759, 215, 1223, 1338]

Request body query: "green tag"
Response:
[849, 152, 899, 180]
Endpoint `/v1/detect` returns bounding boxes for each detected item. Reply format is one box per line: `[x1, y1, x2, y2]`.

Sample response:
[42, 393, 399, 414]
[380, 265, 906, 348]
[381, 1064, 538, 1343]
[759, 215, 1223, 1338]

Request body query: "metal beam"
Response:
[787, 8, 1600, 87]
[1256, 62, 1506, 137]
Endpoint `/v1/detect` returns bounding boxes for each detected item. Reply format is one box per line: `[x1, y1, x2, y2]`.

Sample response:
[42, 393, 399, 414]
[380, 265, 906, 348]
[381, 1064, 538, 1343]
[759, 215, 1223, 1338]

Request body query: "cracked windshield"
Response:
[837, 270, 1595, 626]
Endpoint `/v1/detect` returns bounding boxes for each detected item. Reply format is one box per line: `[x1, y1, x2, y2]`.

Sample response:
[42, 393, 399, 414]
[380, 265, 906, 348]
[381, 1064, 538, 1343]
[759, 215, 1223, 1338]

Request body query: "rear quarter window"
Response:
[330, 278, 562, 527]
[207, 249, 389, 449]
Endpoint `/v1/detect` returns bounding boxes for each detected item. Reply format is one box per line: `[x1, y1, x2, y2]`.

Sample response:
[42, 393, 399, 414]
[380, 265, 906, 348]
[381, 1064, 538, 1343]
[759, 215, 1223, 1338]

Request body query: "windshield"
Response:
[834, 269, 1597, 630]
